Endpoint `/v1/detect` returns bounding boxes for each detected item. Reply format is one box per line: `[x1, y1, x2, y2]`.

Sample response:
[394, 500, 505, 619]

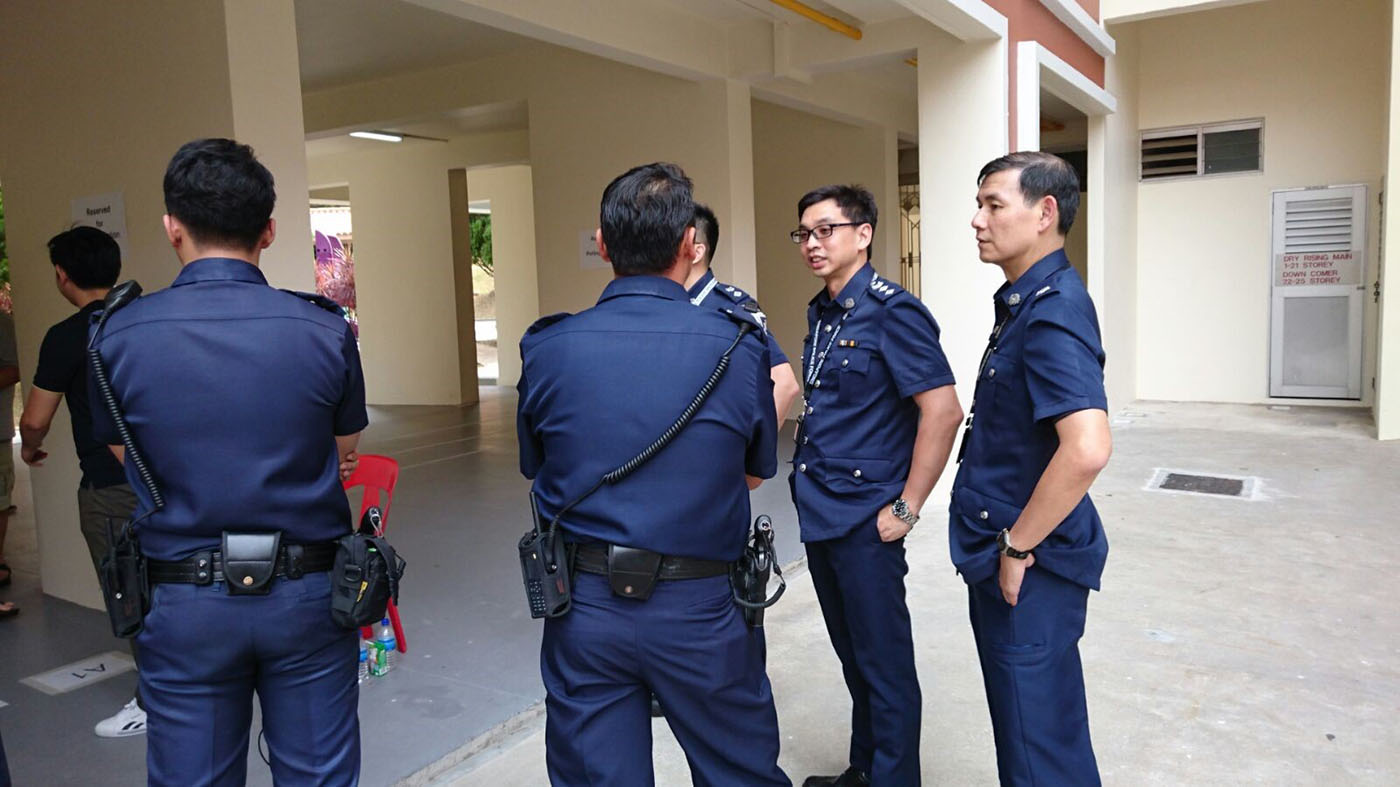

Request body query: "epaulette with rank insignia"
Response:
[282, 289, 346, 315]
[867, 272, 904, 302]
[721, 307, 765, 335]
[526, 312, 572, 336]
[717, 283, 749, 303]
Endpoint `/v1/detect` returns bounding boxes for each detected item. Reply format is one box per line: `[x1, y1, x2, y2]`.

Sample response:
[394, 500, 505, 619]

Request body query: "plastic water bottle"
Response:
[357, 641, 369, 683]
[375, 618, 397, 673]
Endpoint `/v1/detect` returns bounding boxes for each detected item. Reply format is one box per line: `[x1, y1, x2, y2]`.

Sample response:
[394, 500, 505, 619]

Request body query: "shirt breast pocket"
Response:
[976, 353, 1020, 418]
[836, 347, 875, 403]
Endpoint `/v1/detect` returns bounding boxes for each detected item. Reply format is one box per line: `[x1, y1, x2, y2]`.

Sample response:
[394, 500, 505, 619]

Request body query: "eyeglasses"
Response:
[790, 222, 861, 244]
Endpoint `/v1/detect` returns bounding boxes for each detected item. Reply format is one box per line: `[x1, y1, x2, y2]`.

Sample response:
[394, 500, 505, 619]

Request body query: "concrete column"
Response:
[1091, 22, 1141, 414]
[0, 0, 312, 607]
[224, 0, 315, 291]
[1377, 5, 1400, 439]
[448, 169, 481, 405]
[700, 79, 760, 295]
[917, 40, 1010, 396]
[469, 165, 540, 389]
[876, 125, 903, 283]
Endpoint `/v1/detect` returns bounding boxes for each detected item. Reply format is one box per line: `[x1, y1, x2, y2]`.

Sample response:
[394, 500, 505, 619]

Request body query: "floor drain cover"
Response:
[1146, 469, 1260, 500]
[1158, 473, 1243, 496]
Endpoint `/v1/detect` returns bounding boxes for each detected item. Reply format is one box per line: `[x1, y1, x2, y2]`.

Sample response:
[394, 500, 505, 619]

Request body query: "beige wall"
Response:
[305, 47, 760, 319]
[467, 165, 540, 388]
[0, 0, 309, 608]
[306, 132, 529, 405]
[751, 99, 897, 410]
[1132, 0, 1388, 406]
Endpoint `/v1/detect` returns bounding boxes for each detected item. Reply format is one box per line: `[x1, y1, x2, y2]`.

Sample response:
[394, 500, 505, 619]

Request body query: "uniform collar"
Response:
[685, 269, 716, 301]
[598, 275, 689, 304]
[812, 261, 876, 312]
[170, 257, 269, 287]
[996, 249, 1070, 310]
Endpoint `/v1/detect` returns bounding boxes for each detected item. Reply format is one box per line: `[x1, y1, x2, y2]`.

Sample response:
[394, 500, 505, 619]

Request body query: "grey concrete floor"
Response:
[0, 387, 806, 786]
[443, 401, 1400, 786]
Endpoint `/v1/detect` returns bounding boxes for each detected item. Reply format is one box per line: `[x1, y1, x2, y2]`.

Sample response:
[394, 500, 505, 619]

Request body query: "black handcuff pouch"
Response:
[222, 531, 281, 595]
[607, 546, 663, 601]
[98, 517, 149, 639]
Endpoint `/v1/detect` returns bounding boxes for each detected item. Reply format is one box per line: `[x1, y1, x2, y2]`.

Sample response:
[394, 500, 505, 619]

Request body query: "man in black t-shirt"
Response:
[18, 226, 146, 738]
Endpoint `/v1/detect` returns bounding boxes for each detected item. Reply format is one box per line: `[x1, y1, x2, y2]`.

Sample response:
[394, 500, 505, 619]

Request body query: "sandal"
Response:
[0, 601, 17, 619]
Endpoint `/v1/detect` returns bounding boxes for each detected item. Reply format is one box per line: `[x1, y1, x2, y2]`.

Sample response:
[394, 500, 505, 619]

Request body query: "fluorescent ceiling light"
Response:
[349, 131, 403, 143]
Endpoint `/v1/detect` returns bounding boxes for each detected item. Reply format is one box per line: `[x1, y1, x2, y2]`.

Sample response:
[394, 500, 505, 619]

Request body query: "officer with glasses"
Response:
[788, 185, 964, 786]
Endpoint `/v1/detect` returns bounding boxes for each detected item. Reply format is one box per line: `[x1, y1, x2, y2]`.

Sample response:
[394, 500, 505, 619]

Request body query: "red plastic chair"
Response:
[342, 455, 406, 653]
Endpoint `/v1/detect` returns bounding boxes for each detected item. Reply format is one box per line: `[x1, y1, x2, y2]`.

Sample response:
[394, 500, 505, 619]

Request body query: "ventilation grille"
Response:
[1141, 133, 1199, 180]
[1282, 196, 1354, 254]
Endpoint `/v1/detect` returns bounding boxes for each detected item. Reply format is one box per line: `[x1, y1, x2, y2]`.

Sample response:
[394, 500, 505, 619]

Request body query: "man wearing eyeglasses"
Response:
[789, 185, 963, 786]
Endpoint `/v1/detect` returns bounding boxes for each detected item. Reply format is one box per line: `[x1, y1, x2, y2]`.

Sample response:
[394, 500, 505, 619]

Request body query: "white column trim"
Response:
[1038, 0, 1116, 56]
[1016, 40, 1117, 151]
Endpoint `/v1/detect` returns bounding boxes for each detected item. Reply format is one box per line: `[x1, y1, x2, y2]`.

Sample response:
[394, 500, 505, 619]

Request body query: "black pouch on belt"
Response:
[98, 518, 149, 639]
[223, 531, 281, 595]
[607, 546, 663, 600]
[331, 512, 406, 629]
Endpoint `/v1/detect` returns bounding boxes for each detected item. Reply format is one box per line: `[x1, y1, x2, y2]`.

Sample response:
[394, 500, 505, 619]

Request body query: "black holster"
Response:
[520, 493, 574, 618]
[98, 518, 149, 639]
[731, 515, 786, 627]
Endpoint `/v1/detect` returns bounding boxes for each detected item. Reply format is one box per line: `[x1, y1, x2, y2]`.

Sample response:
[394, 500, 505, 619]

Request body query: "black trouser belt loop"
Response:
[148, 542, 338, 585]
[573, 543, 730, 580]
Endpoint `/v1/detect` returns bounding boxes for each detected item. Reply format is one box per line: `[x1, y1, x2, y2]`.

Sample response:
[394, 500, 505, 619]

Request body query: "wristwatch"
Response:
[996, 528, 1031, 560]
[891, 498, 919, 528]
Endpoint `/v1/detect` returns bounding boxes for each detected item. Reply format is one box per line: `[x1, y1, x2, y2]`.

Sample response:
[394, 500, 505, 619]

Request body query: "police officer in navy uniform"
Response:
[91, 138, 367, 786]
[685, 203, 801, 423]
[791, 185, 964, 786]
[517, 162, 789, 786]
[954, 151, 1112, 786]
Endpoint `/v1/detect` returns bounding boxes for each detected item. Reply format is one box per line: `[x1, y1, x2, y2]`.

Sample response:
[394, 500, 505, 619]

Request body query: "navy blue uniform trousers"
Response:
[541, 573, 789, 786]
[138, 571, 359, 786]
[806, 520, 921, 785]
[968, 568, 1099, 787]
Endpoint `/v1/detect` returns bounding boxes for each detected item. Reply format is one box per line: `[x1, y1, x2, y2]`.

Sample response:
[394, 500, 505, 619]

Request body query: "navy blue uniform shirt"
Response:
[950, 249, 1109, 590]
[686, 269, 790, 366]
[791, 263, 955, 541]
[517, 275, 776, 562]
[90, 257, 368, 561]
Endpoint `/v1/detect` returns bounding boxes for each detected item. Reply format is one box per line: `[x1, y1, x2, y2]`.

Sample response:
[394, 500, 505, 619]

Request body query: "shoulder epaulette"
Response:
[526, 312, 572, 336]
[868, 272, 905, 302]
[716, 282, 749, 303]
[721, 307, 765, 334]
[282, 290, 345, 315]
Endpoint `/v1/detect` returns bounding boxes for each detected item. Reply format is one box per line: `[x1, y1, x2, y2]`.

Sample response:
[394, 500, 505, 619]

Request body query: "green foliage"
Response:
[470, 213, 493, 277]
[0, 187, 8, 285]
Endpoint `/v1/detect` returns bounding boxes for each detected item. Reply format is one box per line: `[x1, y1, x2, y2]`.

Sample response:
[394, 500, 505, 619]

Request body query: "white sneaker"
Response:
[94, 698, 147, 738]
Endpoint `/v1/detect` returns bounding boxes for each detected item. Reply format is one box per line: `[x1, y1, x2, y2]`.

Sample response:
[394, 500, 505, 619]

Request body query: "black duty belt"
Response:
[148, 542, 337, 585]
[573, 543, 729, 580]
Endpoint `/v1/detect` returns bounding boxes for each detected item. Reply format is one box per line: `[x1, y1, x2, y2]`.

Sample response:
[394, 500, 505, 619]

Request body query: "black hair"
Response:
[163, 138, 276, 252]
[977, 151, 1080, 235]
[599, 162, 694, 276]
[797, 184, 878, 261]
[46, 226, 121, 290]
[691, 203, 719, 266]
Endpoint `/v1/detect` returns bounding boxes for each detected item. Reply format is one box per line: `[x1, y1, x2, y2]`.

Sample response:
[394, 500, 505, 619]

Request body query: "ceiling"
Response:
[295, 0, 537, 91]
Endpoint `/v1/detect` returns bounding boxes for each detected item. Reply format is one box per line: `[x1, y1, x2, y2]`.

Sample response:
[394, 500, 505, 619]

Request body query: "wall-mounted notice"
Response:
[1274, 251, 1360, 287]
[580, 229, 608, 270]
[71, 192, 129, 258]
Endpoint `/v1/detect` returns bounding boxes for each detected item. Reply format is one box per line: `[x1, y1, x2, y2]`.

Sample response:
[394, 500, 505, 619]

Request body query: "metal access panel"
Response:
[1269, 186, 1366, 399]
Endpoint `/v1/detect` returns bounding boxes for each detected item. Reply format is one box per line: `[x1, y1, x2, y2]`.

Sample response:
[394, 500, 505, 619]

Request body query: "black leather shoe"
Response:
[802, 767, 870, 786]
